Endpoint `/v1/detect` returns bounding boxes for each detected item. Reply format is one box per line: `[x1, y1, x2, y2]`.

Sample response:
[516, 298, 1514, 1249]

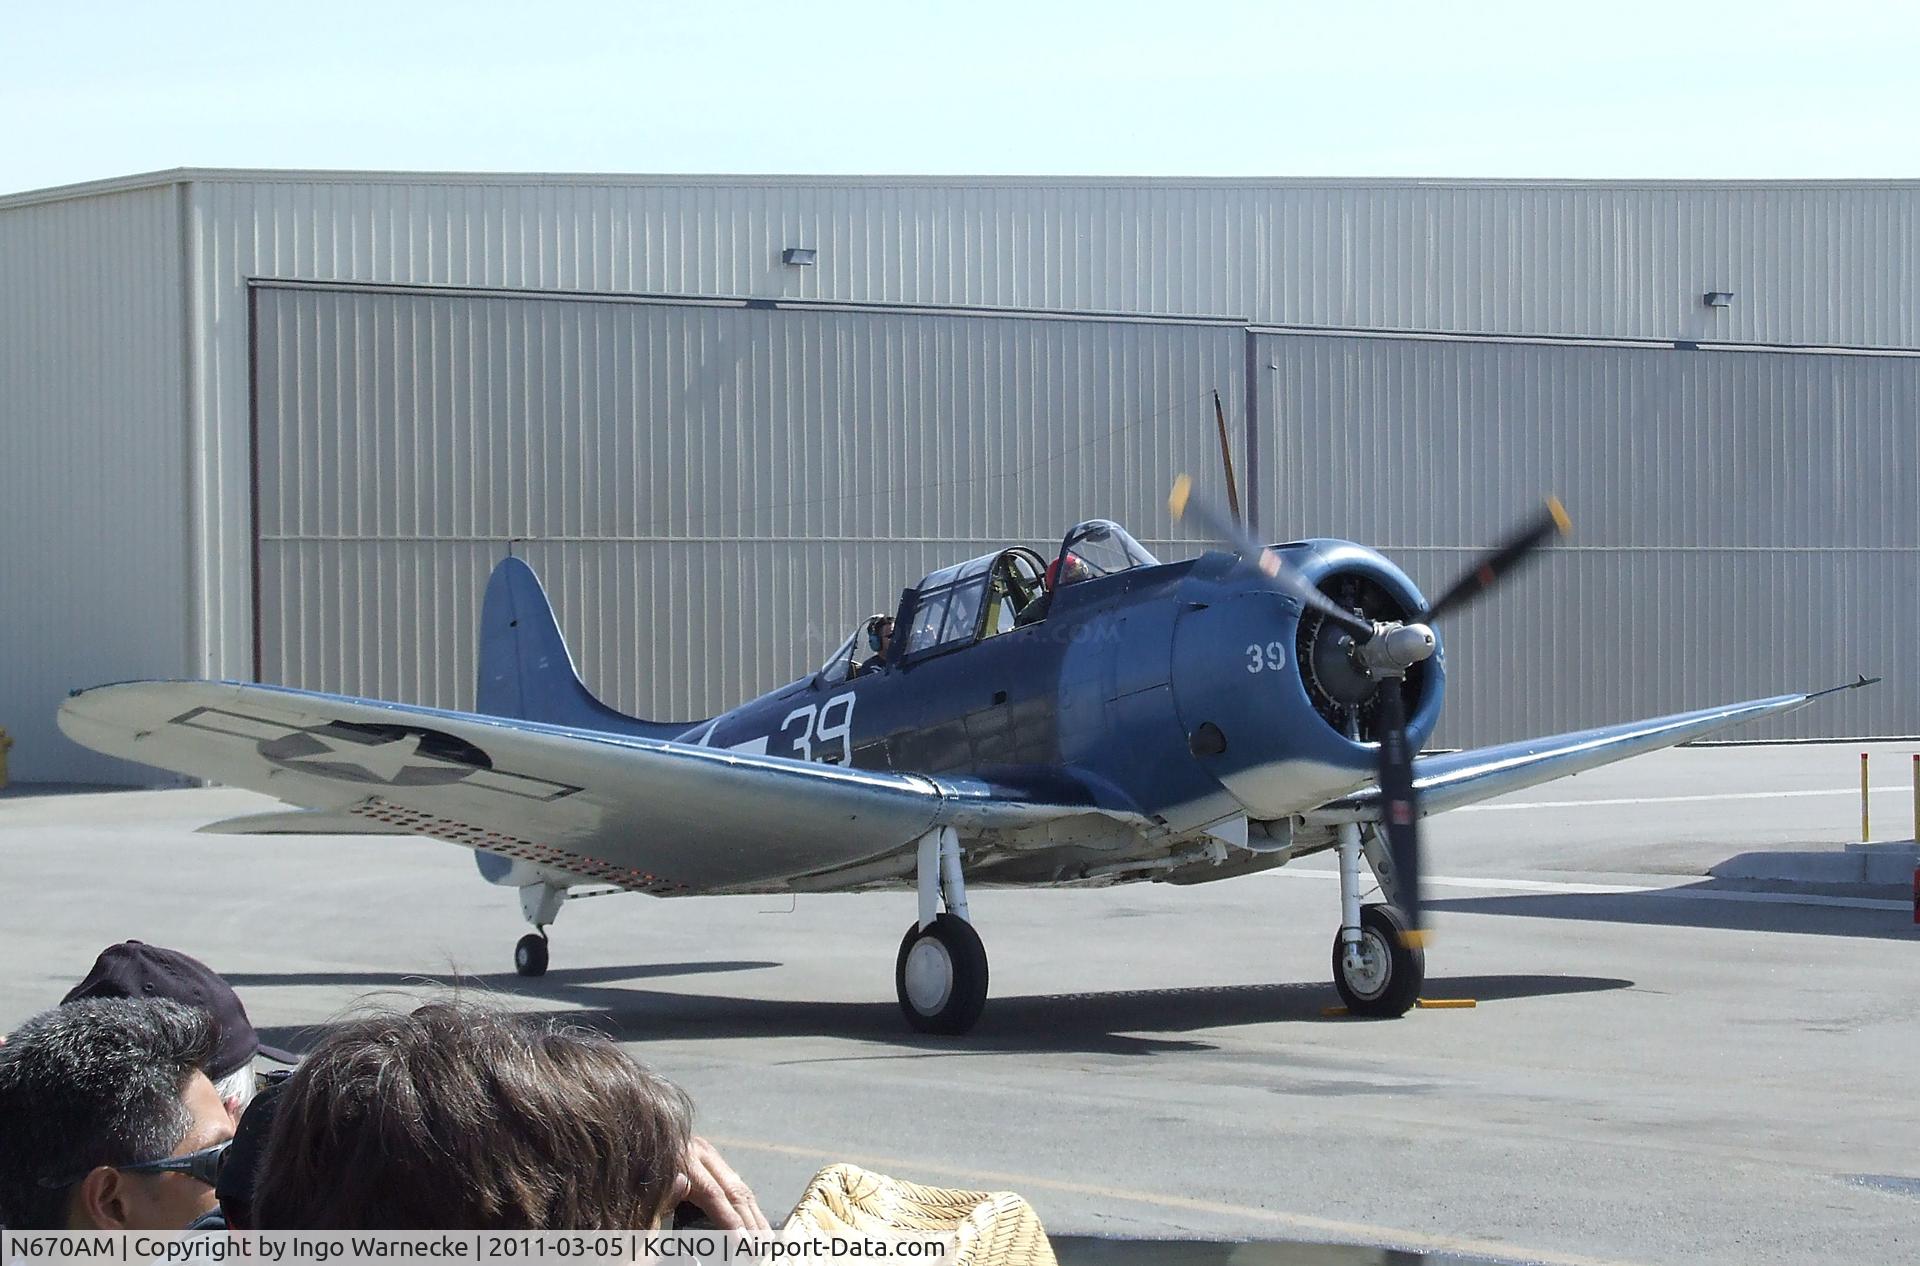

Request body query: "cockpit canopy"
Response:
[901, 547, 1049, 658]
[816, 520, 1159, 682]
[816, 546, 1048, 683]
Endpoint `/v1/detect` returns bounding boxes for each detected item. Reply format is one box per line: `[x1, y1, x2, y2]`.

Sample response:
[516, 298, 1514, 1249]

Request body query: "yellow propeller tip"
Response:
[1546, 495, 1571, 535]
[1168, 474, 1192, 520]
[1400, 930, 1431, 950]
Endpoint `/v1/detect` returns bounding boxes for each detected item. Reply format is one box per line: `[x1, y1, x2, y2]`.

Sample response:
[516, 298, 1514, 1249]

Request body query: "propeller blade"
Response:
[1211, 390, 1242, 524]
[1170, 475, 1373, 639]
[1373, 674, 1425, 946]
[1423, 496, 1571, 624]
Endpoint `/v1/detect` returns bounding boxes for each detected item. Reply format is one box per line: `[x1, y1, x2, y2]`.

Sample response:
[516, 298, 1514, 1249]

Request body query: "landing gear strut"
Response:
[895, 826, 988, 1034]
[513, 881, 564, 978]
[1331, 821, 1423, 1015]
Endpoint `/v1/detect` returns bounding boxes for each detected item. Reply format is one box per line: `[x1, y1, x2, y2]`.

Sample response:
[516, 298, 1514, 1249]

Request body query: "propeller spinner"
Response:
[1170, 473, 1570, 945]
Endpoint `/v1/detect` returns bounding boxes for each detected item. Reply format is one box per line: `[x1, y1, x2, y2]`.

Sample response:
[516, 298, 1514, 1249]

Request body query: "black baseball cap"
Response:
[62, 942, 297, 1078]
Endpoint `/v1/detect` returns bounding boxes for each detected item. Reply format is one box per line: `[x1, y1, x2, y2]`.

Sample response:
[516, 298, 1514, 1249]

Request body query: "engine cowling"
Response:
[1167, 540, 1445, 822]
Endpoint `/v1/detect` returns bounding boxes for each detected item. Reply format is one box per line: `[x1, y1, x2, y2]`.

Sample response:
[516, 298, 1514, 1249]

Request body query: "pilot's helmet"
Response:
[866, 614, 893, 652]
[1049, 553, 1090, 589]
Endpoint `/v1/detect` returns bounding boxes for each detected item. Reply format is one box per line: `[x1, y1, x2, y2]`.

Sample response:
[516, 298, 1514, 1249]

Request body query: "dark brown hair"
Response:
[250, 1001, 692, 1229]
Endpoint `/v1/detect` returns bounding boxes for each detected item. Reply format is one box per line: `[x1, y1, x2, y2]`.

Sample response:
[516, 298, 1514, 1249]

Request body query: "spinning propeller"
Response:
[1169, 474, 1570, 945]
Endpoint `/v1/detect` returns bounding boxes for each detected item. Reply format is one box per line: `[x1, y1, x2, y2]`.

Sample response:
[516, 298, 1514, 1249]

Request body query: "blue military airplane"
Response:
[58, 484, 1872, 1033]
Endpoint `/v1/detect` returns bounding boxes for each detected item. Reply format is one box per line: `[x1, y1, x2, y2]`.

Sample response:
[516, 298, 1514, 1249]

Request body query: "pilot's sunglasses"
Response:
[39, 1140, 232, 1191]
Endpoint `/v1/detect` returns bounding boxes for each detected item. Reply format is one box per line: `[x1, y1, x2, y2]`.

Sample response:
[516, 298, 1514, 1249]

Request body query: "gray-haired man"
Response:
[0, 997, 234, 1229]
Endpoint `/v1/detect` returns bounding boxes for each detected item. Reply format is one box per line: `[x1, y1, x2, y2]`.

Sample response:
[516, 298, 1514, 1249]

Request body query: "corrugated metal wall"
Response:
[190, 176, 1920, 343]
[178, 175, 1920, 723]
[256, 284, 1918, 744]
[1258, 183, 1917, 346]
[7, 171, 1918, 778]
[254, 283, 1239, 718]
[1258, 331, 1920, 741]
[0, 186, 189, 783]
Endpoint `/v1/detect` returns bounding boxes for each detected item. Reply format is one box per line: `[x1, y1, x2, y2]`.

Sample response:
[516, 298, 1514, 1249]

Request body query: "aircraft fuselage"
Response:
[676, 540, 1445, 840]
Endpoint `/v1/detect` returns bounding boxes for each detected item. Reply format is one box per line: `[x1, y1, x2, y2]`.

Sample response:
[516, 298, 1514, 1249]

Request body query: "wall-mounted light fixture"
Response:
[1702, 290, 1734, 308]
[782, 247, 817, 266]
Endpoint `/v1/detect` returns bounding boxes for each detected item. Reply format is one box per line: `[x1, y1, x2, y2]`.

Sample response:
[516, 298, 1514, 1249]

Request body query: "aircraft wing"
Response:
[59, 680, 1141, 894]
[1302, 681, 1875, 826]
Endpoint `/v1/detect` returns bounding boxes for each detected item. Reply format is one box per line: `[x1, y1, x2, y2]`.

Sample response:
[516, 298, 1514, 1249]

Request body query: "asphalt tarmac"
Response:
[3, 741, 1916, 1266]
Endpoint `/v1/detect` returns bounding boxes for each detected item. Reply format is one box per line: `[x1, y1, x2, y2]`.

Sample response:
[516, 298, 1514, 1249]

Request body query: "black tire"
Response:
[1331, 903, 1424, 1017]
[895, 913, 989, 1035]
[514, 932, 550, 978]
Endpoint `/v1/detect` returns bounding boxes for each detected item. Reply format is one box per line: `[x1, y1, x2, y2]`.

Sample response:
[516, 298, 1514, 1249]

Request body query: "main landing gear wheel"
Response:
[1332, 903, 1423, 1017]
[514, 932, 550, 978]
[895, 913, 989, 1035]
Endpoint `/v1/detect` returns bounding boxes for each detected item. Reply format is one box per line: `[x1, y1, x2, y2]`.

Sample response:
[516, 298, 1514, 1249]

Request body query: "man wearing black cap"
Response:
[63, 942, 296, 1121]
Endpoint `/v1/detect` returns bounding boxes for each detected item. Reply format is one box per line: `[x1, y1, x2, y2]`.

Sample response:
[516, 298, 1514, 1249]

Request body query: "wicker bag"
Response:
[783, 1163, 1057, 1266]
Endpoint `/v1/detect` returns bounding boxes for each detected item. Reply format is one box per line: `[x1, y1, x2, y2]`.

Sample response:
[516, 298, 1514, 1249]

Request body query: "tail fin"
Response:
[476, 557, 702, 740]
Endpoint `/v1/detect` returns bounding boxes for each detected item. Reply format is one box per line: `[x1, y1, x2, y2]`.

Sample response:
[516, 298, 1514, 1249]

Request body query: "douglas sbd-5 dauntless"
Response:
[60, 482, 1872, 1034]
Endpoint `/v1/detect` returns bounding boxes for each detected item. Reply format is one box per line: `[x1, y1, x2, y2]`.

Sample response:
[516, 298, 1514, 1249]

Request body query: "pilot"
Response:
[1015, 552, 1091, 627]
[857, 615, 893, 676]
[1050, 551, 1093, 589]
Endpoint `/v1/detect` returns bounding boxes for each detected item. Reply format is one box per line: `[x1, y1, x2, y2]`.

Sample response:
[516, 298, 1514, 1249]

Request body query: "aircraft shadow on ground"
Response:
[224, 962, 781, 990]
[1431, 883, 1920, 941]
[251, 969, 1630, 1059]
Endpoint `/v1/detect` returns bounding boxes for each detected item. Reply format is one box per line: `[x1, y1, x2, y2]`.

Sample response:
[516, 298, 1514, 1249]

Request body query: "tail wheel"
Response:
[895, 914, 989, 1035]
[1332, 902, 1423, 1017]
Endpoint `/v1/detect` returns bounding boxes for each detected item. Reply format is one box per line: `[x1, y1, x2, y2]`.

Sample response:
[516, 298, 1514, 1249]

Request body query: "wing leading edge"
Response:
[1302, 679, 1878, 826]
[59, 680, 1144, 895]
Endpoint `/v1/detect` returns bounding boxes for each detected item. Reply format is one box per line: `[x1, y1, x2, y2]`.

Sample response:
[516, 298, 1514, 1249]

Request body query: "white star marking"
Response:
[282, 732, 461, 781]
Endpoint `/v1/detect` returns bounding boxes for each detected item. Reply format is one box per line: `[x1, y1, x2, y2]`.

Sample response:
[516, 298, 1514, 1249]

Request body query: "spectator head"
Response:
[0, 997, 233, 1229]
[252, 1001, 693, 1229]
[63, 941, 296, 1120]
[212, 1069, 291, 1229]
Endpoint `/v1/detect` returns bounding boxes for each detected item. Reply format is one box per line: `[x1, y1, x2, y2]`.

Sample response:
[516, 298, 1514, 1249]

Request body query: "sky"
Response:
[2, 0, 1917, 196]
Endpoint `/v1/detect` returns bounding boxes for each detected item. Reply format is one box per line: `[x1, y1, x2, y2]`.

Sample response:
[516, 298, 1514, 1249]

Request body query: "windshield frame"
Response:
[816, 626, 863, 685]
[1052, 519, 1159, 584]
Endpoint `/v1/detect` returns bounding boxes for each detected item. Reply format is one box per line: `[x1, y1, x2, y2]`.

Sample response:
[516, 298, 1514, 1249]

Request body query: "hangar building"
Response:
[2, 170, 1914, 784]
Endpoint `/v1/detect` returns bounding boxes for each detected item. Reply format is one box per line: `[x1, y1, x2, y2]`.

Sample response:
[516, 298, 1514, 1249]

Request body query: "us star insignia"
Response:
[166, 707, 583, 801]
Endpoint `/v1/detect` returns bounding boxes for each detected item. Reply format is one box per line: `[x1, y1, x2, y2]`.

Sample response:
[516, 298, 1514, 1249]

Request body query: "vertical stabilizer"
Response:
[475, 557, 701, 740]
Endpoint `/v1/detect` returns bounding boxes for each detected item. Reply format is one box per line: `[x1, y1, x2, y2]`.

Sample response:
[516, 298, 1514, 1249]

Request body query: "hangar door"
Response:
[251, 283, 1243, 721]
[1253, 330, 1919, 743]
